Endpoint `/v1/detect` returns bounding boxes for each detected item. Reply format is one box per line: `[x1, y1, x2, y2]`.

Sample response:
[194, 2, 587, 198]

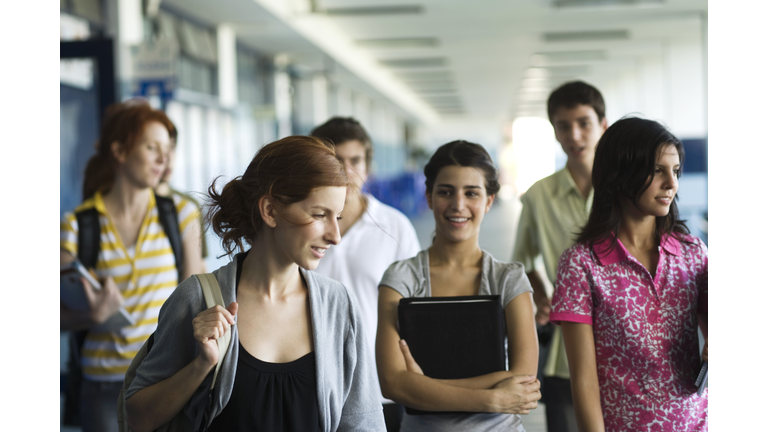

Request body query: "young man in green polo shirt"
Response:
[512, 81, 608, 432]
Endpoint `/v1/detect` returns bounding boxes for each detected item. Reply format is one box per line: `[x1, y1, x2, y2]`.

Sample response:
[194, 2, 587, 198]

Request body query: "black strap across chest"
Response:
[75, 193, 184, 281]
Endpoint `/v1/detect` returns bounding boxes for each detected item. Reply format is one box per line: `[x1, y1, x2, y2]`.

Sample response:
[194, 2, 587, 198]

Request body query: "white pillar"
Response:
[274, 54, 293, 139]
[312, 75, 329, 125]
[117, 0, 142, 45]
[217, 24, 238, 108]
[109, 0, 143, 95]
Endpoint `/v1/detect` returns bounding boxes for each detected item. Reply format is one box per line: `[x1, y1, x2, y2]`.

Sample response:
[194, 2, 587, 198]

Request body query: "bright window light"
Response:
[509, 117, 558, 195]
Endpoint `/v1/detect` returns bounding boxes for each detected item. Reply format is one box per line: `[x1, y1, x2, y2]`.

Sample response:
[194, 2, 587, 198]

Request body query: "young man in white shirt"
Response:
[311, 117, 421, 432]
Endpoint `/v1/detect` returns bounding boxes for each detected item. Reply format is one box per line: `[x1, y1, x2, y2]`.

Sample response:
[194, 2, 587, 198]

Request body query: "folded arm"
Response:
[376, 286, 539, 414]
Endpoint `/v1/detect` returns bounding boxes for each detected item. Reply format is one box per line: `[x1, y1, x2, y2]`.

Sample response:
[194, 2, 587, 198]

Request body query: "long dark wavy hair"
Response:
[575, 117, 690, 249]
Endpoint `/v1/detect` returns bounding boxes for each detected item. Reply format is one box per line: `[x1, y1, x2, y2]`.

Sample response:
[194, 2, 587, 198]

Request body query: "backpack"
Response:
[116, 273, 231, 432]
[62, 193, 184, 426]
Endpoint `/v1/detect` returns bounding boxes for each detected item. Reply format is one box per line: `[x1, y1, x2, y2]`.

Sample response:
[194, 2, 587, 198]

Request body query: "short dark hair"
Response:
[310, 117, 373, 169]
[424, 140, 500, 196]
[547, 81, 606, 123]
[576, 117, 689, 248]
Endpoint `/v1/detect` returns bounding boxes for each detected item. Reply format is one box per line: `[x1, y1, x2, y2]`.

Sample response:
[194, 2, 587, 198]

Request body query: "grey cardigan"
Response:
[126, 258, 386, 431]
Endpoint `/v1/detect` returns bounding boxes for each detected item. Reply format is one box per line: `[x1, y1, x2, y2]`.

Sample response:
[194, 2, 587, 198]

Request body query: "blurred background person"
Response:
[60, 100, 204, 432]
[551, 117, 708, 431]
[311, 117, 420, 431]
[512, 81, 608, 432]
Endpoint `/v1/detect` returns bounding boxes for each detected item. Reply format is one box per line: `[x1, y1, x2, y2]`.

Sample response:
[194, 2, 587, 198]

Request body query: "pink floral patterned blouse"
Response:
[550, 233, 708, 432]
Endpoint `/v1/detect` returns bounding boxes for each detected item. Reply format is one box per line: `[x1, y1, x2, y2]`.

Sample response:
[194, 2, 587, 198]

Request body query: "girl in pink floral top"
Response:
[550, 117, 708, 432]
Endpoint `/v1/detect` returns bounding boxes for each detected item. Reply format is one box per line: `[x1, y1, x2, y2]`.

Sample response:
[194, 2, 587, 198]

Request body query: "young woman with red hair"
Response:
[60, 100, 204, 431]
[125, 136, 386, 431]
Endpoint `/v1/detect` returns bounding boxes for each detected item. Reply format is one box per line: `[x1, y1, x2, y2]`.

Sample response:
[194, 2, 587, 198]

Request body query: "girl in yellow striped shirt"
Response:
[60, 100, 204, 432]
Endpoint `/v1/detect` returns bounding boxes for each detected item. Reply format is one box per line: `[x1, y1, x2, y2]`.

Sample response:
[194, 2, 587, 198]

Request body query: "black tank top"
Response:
[207, 252, 321, 431]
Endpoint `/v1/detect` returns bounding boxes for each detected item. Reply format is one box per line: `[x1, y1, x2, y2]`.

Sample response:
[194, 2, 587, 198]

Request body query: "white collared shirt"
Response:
[314, 193, 421, 401]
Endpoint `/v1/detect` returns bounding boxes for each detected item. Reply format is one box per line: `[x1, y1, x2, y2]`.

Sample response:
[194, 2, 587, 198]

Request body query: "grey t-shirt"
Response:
[379, 249, 532, 432]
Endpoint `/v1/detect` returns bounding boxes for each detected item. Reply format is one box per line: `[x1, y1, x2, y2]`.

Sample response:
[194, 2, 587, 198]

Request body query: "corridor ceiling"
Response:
[163, 0, 708, 124]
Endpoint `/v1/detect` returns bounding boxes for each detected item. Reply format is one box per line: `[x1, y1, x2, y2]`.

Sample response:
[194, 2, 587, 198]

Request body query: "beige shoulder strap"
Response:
[194, 273, 231, 392]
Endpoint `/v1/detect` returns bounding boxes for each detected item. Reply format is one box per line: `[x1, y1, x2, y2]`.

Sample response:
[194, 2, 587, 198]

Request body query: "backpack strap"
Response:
[64, 208, 102, 425]
[75, 208, 102, 270]
[194, 273, 231, 392]
[155, 193, 184, 283]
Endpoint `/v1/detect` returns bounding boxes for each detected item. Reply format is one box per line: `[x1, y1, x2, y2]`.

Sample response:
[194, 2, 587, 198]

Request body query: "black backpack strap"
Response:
[64, 208, 102, 426]
[75, 208, 102, 270]
[155, 192, 184, 282]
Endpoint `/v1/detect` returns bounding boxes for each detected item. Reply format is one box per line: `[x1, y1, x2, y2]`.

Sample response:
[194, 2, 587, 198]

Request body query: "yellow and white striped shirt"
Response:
[61, 191, 199, 381]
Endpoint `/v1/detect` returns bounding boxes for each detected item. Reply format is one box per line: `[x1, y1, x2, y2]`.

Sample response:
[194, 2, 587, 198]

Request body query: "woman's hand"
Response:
[192, 302, 238, 368]
[490, 375, 541, 414]
[83, 276, 124, 324]
[398, 340, 424, 375]
[702, 338, 708, 363]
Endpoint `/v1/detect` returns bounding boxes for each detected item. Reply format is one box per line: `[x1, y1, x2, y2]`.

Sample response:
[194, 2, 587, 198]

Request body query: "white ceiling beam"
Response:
[250, 0, 439, 125]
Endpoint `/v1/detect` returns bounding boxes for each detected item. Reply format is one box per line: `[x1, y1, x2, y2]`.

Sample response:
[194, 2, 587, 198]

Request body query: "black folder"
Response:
[397, 295, 507, 415]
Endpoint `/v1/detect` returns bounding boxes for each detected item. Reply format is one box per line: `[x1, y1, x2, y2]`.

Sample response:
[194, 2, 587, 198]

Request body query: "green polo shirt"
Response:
[512, 167, 593, 379]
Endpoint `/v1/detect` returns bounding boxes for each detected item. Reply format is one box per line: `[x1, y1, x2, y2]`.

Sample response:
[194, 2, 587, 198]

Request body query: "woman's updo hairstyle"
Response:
[207, 135, 348, 255]
[423, 140, 500, 196]
[82, 99, 176, 199]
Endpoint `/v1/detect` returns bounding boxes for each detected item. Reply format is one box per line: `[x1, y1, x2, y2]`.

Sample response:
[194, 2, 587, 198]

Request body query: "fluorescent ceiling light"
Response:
[553, 0, 663, 8]
[547, 65, 591, 76]
[543, 29, 629, 42]
[406, 80, 456, 89]
[380, 57, 447, 68]
[424, 101, 463, 106]
[519, 87, 551, 94]
[531, 50, 606, 65]
[356, 37, 439, 48]
[421, 94, 462, 99]
[425, 100, 463, 106]
[322, 5, 424, 16]
[525, 66, 589, 81]
[412, 88, 458, 94]
[397, 71, 453, 80]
